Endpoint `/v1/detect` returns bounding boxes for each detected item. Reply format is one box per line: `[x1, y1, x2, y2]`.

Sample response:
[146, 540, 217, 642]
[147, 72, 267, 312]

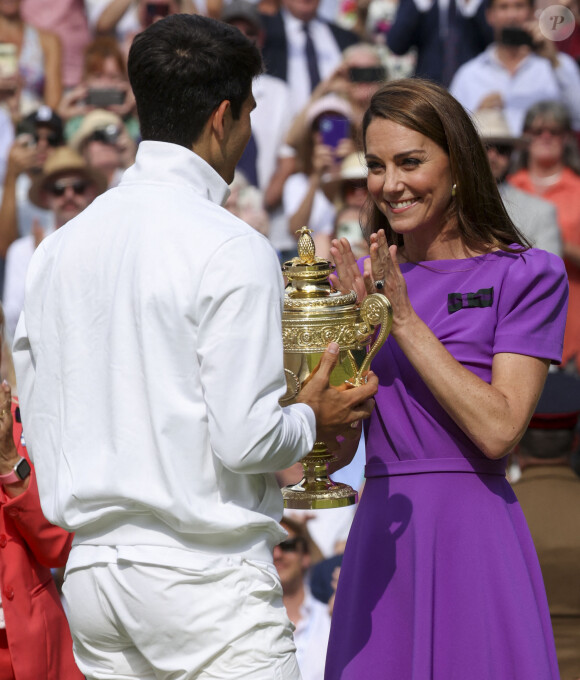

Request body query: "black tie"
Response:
[237, 130, 259, 187]
[441, 0, 459, 87]
[303, 22, 321, 92]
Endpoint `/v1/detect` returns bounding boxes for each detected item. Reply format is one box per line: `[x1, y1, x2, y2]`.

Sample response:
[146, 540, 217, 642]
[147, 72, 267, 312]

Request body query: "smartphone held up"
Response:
[498, 27, 535, 48]
[348, 66, 387, 83]
[319, 115, 350, 150]
[86, 88, 126, 108]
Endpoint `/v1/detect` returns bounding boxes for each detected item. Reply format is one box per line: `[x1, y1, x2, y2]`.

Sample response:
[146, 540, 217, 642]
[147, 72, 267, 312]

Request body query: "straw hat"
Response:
[338, 152, 367, 181]
[471, 109, 525, 147]
[322, 151, 367, 191]
[69, 109, 124, 152]
[29, 146, 108, 209]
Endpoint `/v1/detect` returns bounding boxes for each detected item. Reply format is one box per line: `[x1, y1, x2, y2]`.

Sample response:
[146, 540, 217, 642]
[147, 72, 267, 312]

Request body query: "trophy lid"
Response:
[282, 227, 356, 306]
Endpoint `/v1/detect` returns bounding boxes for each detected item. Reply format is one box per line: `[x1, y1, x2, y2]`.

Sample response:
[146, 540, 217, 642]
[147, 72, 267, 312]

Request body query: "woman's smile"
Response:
[386, 198, 420, 212]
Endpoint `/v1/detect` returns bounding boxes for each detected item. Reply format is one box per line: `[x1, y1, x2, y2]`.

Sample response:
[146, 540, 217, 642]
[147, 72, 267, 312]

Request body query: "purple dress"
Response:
[325, 249, 568, 680]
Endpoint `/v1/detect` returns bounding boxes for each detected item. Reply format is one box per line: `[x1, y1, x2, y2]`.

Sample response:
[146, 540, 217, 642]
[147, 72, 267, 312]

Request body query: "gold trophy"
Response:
[280, 227, 392, 509]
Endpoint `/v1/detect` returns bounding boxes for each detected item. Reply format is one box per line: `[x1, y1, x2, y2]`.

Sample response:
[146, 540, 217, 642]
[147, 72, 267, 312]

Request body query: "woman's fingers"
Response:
[369, 242, 386, 288]
[377, 229, 388, 249]
[362, 259, 375, 295]
[366, 235, 404, 299]
[330, 239, 351, 291]
[330, 238, 367, 301]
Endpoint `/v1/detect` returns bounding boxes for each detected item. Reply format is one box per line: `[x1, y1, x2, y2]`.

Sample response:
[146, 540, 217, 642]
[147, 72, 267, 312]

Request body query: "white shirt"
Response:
[283, 10, 343, 116]
[283, 172, 336, 237]
[294, 587, 332, 680]
[252, 74, 294, 194]
[0, 108, 13, 187]
[252, 73, 296, 254]
[3, 225, 55, 343]
[13, 141, 316, 567]
[450, 46, 580, 134]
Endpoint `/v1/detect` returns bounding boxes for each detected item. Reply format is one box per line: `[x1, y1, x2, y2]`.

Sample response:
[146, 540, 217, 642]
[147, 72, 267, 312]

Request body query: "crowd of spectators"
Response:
[0, 0, 579, 678]
[0, 0, 579, 345]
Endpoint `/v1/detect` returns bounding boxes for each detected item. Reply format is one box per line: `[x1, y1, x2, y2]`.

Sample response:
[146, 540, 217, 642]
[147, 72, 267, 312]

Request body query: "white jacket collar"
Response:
[120, 140, 231, 206]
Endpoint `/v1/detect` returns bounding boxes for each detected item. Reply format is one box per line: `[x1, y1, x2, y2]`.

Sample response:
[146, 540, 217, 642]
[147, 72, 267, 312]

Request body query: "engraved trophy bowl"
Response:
[280, 227, 393, 509]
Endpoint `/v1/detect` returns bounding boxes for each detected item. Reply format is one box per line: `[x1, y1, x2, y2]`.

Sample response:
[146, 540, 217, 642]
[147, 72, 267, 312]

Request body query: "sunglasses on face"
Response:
[485, 143, 513, 156]
[87, 124, 121, 146]
[277, 537, 306, 553]
[34, 130, 62, 147]
[344, 179, 367, 192]
[527, 127, 565, 137]
[47, 179, 89, 197]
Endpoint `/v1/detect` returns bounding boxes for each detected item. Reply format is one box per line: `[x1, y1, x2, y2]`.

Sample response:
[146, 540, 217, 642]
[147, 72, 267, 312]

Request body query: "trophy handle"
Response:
[280, 368, 301, 406]
[355, 294, 393, 383]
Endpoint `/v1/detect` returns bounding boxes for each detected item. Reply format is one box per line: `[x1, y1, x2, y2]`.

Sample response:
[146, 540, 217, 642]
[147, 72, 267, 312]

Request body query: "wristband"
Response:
[0, 457, 31, 484]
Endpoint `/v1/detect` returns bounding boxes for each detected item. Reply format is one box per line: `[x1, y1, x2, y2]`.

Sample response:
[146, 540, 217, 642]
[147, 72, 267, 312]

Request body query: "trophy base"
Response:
[283, 479, 358, 509]
[282, 443, 359, 509]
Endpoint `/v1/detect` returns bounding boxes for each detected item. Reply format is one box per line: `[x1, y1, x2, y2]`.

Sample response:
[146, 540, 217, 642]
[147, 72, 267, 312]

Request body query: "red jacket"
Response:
[0, 404, 82, 680]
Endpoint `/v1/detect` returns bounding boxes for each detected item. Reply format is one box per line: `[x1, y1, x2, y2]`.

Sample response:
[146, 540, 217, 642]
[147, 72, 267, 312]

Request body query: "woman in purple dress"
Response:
[325, 79, 567, 679]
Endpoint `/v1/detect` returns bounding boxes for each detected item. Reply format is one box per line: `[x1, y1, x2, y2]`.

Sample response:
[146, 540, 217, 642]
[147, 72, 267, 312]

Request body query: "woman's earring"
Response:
[451, 183, 457, 198]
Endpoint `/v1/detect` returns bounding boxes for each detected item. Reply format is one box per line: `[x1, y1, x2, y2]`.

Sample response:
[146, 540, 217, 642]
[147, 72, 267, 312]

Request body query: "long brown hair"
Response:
[361, 78, 530, 253]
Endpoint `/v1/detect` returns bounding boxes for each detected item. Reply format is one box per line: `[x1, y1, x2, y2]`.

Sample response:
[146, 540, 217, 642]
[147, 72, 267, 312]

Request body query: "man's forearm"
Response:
[0, 173, 19, 257]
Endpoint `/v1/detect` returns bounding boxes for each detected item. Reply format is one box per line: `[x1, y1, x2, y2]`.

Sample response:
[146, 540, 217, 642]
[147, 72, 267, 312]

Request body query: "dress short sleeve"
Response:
[493, 249, 568, 362]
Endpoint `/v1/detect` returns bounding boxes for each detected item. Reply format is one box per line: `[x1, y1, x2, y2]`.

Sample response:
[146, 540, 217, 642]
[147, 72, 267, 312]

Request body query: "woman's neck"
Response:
[528, 158, 564, 180]
[400, 221, 484, 263]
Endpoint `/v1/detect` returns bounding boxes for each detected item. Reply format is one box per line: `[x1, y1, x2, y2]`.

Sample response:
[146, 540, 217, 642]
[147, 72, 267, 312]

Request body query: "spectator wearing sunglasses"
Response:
[509, 100, 580, 372]
[3, 146, 106, 341]
[0, 107, 64, 263]
[474, 107, 562, 259]
[275, 516, 330, 680]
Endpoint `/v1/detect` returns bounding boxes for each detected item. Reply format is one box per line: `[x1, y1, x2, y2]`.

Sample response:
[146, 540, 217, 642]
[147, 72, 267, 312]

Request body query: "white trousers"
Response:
[63, 551, 302, 680]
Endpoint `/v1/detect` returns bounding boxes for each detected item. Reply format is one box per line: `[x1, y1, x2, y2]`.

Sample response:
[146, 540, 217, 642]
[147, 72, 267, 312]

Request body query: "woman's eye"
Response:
[366, 161, 383, 172]
[401, 158, 420, 167]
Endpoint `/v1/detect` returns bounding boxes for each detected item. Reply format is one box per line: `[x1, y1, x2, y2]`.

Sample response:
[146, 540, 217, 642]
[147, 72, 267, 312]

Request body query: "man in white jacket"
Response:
[12, 14, 377, 680]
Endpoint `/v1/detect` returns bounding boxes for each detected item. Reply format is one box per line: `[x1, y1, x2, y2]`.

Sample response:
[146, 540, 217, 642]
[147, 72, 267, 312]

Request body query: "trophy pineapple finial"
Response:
[296, 227, 316, 264]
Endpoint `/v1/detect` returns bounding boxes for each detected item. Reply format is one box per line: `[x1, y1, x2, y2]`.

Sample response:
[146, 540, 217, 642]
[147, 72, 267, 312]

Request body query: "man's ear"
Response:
[211, 100, 232, 141]
[485, 6, 494, 28]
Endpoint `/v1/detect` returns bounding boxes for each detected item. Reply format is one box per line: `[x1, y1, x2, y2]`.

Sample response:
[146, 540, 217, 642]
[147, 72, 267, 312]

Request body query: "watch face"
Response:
[15, 458, 31, 480]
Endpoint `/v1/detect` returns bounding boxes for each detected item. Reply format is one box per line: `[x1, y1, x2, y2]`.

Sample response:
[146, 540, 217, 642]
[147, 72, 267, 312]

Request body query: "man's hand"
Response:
[525, 19, 559, 67]
[7, 136, 40, 178]
[296, 342, 378, 444]
[477, 92, 504, 110]
[57, 84, 90, 121]
[0, 381, 18, 476]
